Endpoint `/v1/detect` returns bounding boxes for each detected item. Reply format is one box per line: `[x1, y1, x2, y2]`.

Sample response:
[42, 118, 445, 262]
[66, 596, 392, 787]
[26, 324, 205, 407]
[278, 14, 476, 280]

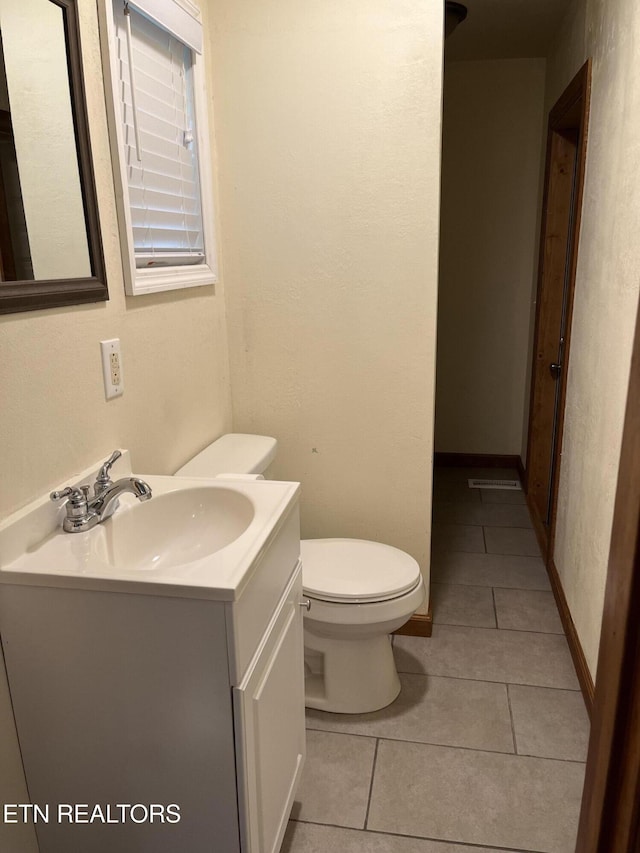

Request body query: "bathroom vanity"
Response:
[0, 454, 305, 853]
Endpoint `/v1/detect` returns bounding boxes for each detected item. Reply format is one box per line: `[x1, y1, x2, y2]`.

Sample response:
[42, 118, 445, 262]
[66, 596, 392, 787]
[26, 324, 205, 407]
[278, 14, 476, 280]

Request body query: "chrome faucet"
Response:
[50, 452, 152, 533]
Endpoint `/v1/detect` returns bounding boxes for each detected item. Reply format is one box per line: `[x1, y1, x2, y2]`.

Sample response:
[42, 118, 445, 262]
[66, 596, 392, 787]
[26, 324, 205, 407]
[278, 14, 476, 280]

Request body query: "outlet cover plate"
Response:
[100, 338, 124, 399]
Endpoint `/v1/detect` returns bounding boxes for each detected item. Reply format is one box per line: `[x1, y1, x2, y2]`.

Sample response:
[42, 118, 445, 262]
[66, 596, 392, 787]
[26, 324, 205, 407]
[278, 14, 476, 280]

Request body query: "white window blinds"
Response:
[113, 1, 205, 268]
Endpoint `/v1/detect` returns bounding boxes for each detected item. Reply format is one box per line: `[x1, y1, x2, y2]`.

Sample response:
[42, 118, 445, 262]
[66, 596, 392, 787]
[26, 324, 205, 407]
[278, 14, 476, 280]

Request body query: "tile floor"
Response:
[283, 467, 590, 853]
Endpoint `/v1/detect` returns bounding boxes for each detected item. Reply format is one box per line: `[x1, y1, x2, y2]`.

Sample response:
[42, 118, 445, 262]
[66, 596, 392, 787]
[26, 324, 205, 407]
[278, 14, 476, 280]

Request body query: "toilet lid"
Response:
[301, 539, 421, 603]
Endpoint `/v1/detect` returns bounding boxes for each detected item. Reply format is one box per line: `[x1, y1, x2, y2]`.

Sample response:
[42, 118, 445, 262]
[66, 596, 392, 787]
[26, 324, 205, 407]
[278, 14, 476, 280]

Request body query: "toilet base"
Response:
[303, 630, 401, 714]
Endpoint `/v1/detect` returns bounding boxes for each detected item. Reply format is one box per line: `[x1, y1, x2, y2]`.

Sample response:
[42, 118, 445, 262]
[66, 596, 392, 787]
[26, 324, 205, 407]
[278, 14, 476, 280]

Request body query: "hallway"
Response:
[283, 467, 589, 853]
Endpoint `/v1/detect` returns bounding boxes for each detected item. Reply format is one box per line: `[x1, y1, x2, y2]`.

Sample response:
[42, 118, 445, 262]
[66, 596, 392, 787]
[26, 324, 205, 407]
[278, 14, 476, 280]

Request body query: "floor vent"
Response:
[468, 478, 521, 490]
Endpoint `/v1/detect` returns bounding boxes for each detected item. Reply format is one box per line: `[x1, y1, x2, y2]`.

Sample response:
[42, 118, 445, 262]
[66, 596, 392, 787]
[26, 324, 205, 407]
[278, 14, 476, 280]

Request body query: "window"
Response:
[100, 0, 217, 295]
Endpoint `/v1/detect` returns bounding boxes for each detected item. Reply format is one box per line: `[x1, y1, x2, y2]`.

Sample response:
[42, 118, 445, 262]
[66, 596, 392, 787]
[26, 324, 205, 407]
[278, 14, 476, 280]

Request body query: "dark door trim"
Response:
[525, 60, 592, 559]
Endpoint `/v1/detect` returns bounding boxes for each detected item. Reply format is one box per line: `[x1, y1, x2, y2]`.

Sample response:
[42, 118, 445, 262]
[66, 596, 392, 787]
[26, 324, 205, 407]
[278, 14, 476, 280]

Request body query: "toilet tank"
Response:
[175, 434, 278, 478]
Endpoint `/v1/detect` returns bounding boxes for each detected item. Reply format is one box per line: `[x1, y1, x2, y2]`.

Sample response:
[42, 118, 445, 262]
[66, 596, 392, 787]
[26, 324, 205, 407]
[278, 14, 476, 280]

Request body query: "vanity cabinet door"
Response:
[234, 563, 306, 853]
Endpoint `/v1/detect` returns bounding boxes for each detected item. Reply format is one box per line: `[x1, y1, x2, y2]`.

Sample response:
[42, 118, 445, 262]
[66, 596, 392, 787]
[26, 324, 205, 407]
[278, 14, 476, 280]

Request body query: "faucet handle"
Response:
[50, 485, 96, 532]
[50, 485, 90, 502]
[97, 450, 122, 481]
[50, 486, 74, 502]
[95, 450, 122, 495]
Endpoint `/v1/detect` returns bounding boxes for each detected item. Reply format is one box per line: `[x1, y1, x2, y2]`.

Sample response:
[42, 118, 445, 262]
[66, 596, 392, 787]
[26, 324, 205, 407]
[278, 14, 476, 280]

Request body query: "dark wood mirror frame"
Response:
[0, 0, 107, 315]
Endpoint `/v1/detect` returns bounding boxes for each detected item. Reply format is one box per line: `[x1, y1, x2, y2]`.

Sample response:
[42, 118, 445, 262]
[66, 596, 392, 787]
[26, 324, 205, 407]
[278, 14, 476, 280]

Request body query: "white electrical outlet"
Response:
[100, 339, 124, 399]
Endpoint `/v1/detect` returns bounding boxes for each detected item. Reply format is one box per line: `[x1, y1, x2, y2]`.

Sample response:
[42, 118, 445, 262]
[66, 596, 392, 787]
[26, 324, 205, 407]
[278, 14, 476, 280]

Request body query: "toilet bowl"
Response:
[175, 434, 426, 714]
[301, 538, 424, 713]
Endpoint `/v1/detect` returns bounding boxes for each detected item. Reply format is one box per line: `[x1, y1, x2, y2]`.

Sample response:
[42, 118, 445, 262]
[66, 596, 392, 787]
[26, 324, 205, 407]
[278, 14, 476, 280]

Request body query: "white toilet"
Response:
[176, 434, 425, 714]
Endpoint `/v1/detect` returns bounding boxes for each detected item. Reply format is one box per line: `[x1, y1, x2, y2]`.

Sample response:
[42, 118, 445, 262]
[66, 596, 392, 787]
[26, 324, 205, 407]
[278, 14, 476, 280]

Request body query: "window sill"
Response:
[126, 264, 217, 296]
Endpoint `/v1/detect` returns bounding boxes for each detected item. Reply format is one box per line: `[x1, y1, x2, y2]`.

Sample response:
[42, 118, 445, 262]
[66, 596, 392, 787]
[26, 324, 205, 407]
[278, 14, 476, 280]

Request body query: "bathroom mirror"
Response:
[0, 0, 106, 315]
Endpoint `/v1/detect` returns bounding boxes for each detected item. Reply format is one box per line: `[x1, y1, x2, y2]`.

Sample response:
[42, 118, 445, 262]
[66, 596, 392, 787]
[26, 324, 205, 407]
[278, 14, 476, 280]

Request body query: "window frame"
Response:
[99, 0, 217, 296]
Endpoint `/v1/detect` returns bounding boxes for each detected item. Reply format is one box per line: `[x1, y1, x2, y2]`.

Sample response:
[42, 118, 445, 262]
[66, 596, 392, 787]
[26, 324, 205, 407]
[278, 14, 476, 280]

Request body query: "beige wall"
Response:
[208, 0, 443, 582]
[546, 0, 640, 678]
[435, 59, 546, 456]
[0, 2, 231, 519]
[0, 1, 230, 842]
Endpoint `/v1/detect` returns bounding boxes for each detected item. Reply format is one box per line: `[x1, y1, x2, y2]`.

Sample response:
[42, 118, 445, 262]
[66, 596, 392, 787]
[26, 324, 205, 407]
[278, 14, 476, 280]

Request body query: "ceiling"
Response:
[445, 0, 572, 61]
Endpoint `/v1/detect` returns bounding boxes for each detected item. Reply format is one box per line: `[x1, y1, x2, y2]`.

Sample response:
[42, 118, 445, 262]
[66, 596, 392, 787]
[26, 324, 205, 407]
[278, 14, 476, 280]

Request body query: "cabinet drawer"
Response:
[233, 564, 306, 853]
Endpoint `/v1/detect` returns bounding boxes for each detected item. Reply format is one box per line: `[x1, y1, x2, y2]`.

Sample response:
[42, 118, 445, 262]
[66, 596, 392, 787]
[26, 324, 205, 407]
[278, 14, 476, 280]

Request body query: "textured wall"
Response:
[0, 1, 231, 842]
[546, 0, 640, 678]
[0, 1, 231, 520]
[208, 0, 443, 584]
[435, 59, 546, 457]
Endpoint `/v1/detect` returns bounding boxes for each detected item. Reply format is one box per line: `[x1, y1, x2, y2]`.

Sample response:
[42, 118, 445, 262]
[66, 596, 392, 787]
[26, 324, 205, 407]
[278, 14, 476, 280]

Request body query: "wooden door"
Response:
[526, 61, 591, 557]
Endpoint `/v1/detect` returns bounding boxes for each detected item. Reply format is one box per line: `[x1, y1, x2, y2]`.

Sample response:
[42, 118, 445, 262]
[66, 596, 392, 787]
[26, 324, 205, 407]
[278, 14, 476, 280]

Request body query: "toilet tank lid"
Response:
[175, 434, 277, 477]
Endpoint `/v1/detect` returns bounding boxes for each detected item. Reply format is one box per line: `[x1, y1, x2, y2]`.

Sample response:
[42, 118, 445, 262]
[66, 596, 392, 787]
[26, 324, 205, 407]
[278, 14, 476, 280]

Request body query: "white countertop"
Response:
[0, 455, 300, 601]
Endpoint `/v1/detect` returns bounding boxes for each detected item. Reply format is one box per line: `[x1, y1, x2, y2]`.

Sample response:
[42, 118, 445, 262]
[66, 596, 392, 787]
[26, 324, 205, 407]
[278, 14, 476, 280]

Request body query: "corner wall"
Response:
[208, 0, 443, 580]
[435, 59, 546, 456]
[546, 0, 640, 678]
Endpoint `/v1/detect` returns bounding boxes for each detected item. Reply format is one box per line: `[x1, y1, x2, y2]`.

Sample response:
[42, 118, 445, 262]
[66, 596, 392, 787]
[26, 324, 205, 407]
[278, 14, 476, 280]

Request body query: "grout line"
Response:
[399, 622, 578, 640]
[506, 683, 518, 754]
[432, 581, 548, 591]
[432, 516, 533, 530]
[431, 549, 488, 557]
[291, 817, 549, 853]
[431, 581, 551, 592]
[497, 626, 565, 636]
[392, 667, 582, 691]
[340, 668, 583, 692]
[431, 547, 540, 557]
[304, 727, 586, 764]
[481, 526, 488, 553]
[363, 738, 380, 829]
[491, 587, 499, 629]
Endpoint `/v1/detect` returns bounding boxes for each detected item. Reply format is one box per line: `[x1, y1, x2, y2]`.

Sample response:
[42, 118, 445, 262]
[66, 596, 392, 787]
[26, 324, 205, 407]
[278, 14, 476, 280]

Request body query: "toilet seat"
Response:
[301, 538, 421, 604]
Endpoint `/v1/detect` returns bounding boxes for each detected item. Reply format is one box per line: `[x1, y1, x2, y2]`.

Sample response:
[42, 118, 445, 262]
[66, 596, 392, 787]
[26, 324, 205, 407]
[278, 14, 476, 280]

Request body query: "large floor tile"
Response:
[431, 524, 485, 554]
[509, 685, 590, 761]
[434, 502, 532, 529]
[431, 583, 496, 628]
[433, 480, 481, 504]
[368, 740, 584, 853]
[291, 730, 376, 828]
[394, 626, 580, 689]
[480, 488, 526, 505]
[484, 526, 541, 557]
[282, 822, 516, 853]
[306, 673, 514, 753]
[495, 589, 563, 634]
[431, 551, 550, 590]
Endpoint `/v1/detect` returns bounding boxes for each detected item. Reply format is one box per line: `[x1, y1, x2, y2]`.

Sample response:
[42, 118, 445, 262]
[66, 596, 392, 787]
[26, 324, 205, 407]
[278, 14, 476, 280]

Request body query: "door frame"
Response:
[524, 58, 640, 852]
[525, 60, 592, 560]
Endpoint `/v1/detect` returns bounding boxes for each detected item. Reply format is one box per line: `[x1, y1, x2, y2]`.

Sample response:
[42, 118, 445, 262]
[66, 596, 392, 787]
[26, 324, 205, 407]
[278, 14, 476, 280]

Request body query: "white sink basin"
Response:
[0, 454, 300, 601]
[101, 487, 255, 572]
